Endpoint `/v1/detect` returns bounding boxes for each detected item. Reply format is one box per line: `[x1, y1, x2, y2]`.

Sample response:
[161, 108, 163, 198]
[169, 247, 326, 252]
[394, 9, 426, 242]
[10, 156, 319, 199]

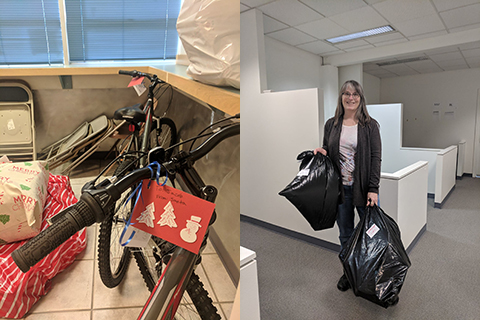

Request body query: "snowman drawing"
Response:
[180, 216, 202, 243]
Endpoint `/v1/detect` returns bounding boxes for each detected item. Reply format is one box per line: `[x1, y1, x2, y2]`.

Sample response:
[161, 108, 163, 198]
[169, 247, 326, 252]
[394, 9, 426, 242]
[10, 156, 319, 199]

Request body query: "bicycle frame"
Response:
[137, 164, 218, 320]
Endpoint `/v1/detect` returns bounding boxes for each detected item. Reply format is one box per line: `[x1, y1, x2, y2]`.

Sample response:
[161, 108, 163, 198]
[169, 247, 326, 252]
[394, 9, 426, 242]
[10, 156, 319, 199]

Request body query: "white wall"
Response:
[264, 36, 322, 92]
[338, 64, 363, 88]
[363, 73, 381, 104]
[241, 9, 327, 237]
[380, 68, 480, 174]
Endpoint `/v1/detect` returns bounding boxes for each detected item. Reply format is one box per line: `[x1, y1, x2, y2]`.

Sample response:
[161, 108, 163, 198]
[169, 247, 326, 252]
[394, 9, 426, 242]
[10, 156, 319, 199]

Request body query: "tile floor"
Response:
[2, 159, 236, 320]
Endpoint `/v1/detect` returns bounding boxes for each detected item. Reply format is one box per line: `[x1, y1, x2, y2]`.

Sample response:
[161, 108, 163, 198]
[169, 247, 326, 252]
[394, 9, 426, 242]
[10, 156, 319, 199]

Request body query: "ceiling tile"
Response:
[440, 3, 480, 29]
[329, 6, 389, 32]
[441, 64, 470, 71]
[458, 40, 480, 50]
[240, 0, 274, 7]
[461, 47, 480, 58]
[373, 38, 409, 47]
[465, 56, 480, 67]
[365, 31, 405, 44]
[299, 0, 367, 17]
[449, 22, 480, 33]
[366, 69, 398, 78]
[266, 28, 317, 46]
[432, 0, 480, 12]
[295, 18, 349, 39]
[322, 50, 346, 56]
[429, 51, 463, 62]
[407, 30, 448, 41]
[363, 62, 383, 71]
[364, 0, 389, 4]
[373, 0, 437, 24]
[258, 0, 324, 26]
[296, 40, 338, 55]
[344, 44, 376, 52]
[405, 60, 443, 73]
[393, 14, 445, 37]
[381, 64, 420, 76]
[335, 39, 371, 49]
[263, 14, 289, 33]
[423, 46, 460, 55]
[435, 58, 469, 67]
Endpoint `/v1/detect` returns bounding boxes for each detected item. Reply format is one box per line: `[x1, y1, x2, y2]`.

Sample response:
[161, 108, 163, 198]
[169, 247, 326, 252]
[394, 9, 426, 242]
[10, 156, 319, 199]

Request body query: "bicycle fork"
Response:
[138, 168, 219, 320]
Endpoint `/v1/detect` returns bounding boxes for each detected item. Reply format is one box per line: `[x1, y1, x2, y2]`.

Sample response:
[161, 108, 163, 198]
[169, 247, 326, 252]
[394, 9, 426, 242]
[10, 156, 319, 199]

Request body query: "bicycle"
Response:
[91, 70, 178, 290]
[11, 89, 240, 319]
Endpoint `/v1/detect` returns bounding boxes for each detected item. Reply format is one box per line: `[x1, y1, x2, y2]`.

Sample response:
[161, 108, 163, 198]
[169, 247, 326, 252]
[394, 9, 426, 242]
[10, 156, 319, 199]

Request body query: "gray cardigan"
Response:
[322, 117, 382, 207]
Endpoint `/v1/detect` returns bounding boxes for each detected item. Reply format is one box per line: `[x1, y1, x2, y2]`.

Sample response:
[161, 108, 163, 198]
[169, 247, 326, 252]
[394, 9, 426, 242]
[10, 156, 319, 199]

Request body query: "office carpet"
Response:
[240, 177, 480, 320]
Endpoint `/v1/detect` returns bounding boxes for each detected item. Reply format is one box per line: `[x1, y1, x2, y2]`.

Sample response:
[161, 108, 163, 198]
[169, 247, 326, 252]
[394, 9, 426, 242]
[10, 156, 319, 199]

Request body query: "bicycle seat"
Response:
[114, 103, 146, 123]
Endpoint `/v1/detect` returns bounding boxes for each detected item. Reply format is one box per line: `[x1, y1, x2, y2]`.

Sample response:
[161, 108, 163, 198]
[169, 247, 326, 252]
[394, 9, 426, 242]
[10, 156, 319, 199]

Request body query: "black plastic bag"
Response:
[339, 205, 411, 308]
[278, 150, 341, 231]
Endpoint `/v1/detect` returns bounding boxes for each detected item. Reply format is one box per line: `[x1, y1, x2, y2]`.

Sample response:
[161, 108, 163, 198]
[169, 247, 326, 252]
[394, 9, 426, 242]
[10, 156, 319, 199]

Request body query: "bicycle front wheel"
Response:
[98, 159, 136, 288]
[134, 239, 221, 320]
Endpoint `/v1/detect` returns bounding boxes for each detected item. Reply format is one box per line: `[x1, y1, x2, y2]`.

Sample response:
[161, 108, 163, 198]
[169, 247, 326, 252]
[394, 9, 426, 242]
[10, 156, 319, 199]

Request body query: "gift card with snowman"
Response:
[128, 180, 216, 254]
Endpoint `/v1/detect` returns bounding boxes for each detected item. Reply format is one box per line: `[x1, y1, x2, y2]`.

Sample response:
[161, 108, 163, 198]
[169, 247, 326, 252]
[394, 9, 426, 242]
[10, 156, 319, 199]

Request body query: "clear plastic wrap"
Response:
[176, 0, 240, 89]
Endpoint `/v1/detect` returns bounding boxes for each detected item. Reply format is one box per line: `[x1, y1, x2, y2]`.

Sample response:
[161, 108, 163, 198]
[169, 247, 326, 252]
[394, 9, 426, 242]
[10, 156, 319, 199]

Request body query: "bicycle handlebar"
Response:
[11, 167, 153, 273]
[12, 119, 239, 273]
[12, 194, 98, 272]
[189, 123, 240, 162]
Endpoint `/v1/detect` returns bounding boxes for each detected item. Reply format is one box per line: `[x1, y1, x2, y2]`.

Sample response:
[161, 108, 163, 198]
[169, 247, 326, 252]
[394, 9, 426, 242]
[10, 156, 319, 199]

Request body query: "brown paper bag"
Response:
[0, 160, 49, 244]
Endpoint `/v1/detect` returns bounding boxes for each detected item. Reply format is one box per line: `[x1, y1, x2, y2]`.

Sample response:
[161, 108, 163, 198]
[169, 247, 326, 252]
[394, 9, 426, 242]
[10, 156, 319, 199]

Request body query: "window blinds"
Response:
[0, 0, 63, 65]
[65, 0, 181, 62]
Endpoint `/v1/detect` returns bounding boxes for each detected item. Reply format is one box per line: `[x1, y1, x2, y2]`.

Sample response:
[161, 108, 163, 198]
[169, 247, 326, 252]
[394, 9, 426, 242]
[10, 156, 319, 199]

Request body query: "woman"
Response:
[314, 80, 382, 292]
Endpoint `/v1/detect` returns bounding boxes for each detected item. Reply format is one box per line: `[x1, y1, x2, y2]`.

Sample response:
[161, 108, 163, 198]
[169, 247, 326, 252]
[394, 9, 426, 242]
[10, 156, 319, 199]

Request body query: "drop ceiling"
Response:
[240, 0, 480, 78]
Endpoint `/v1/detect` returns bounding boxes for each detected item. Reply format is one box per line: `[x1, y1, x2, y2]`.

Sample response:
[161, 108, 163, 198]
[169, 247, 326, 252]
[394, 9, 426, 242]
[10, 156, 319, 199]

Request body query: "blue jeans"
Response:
[337, 185, 365, 252]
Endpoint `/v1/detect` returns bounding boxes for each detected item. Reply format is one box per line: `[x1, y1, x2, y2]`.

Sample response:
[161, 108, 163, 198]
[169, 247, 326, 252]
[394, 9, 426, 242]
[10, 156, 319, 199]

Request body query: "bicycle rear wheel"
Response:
[150, 117, 177, 161]
[97, 159, 136, 288]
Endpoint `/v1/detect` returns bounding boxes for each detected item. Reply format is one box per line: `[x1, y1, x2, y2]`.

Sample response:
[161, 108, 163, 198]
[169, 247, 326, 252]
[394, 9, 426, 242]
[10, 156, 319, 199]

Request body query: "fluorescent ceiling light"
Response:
[326, 25, 395, 44]
[377, 56, 429, 66]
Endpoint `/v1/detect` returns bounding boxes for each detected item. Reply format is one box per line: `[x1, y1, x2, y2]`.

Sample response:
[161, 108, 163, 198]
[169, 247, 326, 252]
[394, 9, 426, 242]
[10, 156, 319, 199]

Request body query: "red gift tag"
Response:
[129, 180, 215, 254]
[128, 76, 145, 87]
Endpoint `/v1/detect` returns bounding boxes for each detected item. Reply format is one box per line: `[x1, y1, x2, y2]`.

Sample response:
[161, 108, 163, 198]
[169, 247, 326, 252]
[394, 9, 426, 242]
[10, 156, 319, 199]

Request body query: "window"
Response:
[0, 0, 63, 65]
[65, 0, 181, 62]
[0, 0, 182, 65]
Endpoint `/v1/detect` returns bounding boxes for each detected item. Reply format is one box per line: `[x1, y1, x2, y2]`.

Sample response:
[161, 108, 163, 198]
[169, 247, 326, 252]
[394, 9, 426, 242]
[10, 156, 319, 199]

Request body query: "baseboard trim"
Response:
[434, 185, 456, 208]
[242, 215, 427, 256]
[241, 214, 341, 253]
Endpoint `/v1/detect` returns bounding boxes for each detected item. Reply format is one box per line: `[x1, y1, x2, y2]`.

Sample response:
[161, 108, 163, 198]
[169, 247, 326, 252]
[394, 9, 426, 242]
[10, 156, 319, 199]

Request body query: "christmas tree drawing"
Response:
[158, 201, 177, 228]
[137, 202, 155, 228]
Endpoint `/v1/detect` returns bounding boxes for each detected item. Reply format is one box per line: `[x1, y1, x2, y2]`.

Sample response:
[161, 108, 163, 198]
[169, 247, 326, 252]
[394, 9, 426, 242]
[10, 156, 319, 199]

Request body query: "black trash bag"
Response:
[278, 150, 341, 231]
[339, 205, 411, 308]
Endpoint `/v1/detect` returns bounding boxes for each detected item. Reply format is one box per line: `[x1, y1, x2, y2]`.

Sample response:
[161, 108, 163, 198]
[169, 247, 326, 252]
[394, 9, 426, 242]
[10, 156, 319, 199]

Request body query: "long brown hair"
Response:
[334, 80, 371, 126]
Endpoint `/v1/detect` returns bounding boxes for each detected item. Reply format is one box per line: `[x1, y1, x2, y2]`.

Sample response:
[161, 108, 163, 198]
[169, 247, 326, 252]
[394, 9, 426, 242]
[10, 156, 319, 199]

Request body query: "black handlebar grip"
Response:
[11, 199, 97, 273]
[118, 70, 141, 77]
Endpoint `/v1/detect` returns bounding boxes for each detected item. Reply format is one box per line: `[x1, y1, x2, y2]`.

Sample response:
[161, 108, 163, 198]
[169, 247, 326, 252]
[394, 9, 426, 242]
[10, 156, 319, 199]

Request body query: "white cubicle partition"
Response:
[380, 161, 428, 250]
[240, 247, 261, 320]
[435, 145, 458, 207]
[457, 140, 466, 178]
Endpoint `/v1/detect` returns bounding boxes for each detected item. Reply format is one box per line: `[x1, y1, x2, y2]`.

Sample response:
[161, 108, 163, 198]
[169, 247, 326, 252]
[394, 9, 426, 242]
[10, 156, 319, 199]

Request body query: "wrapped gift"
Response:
[0, 160, 49, 244]
[0, 174, 86, 318]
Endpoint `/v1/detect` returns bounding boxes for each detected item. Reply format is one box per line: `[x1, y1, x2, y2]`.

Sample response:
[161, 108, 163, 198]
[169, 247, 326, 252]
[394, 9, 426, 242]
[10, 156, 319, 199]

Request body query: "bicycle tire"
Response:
[150, 117, 177, 161]
[134, 240, 221, 320]
[97, 159, 136, 288]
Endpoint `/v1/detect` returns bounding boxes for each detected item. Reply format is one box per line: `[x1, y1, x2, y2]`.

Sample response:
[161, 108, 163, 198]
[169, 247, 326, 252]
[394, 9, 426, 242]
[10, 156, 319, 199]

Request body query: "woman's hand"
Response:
[367, 192, 378, 207]
[314, 147, 327, 156]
